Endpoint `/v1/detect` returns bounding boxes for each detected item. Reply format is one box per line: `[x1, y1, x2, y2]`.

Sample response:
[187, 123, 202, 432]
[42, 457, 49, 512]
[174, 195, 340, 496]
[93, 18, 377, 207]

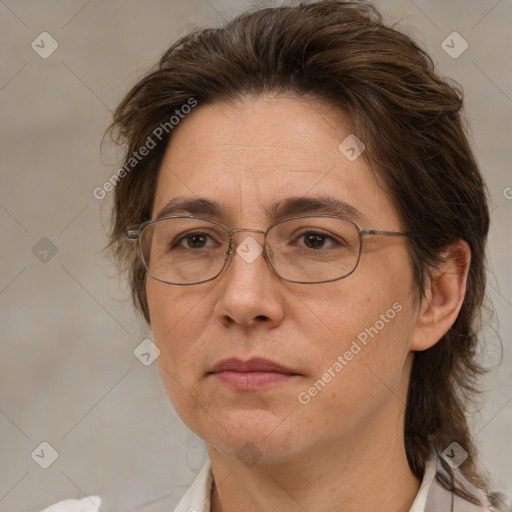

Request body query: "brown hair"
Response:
[107, 0, 502, 506]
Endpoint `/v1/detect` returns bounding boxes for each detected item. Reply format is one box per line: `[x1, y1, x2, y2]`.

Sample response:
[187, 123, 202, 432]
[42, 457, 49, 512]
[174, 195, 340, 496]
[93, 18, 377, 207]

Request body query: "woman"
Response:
[42, 1, 507, 510]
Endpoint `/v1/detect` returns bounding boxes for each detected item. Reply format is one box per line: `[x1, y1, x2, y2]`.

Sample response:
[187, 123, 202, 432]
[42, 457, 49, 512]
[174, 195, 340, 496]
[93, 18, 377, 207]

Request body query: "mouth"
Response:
[208, 357, 300, 390]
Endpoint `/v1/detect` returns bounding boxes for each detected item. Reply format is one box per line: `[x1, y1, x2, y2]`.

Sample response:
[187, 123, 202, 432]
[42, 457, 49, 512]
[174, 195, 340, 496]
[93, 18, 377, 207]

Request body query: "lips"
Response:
[209, 357, 299, 390]
[210, 357, 297, 374]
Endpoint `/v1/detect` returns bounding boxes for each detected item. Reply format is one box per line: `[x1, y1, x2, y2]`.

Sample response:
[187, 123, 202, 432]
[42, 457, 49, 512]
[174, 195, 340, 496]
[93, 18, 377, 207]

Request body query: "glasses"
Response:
[125, 215, 419, 285]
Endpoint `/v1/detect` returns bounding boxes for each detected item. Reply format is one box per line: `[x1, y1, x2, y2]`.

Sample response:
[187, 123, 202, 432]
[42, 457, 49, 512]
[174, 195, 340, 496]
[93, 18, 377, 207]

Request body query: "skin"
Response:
[146, 95, 471, 512]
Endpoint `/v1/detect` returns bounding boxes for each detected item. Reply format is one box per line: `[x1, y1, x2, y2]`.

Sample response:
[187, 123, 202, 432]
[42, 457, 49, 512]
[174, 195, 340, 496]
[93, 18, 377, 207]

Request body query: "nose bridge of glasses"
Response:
[230, 227, 266, 235]
[229, 227, 266, 246]
[227, 228, 274, 264]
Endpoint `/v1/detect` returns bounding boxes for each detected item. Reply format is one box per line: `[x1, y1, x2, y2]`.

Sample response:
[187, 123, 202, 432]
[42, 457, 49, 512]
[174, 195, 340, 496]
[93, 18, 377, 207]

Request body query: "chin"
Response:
[193, 409, 302, 464]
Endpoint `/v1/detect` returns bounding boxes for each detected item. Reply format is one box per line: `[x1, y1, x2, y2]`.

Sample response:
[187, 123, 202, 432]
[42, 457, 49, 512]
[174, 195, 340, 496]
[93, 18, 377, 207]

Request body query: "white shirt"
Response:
[40, 454, 493, 512]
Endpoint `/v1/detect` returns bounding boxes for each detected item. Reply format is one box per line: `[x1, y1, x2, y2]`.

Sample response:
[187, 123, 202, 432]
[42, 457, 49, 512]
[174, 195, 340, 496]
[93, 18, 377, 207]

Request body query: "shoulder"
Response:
[37, 495, 102, 512]
[37, 460, 212, 512]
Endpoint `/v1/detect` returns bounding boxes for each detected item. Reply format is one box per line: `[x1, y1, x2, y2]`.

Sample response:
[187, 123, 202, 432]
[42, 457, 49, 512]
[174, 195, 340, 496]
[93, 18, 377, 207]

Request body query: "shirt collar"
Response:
[172, 458, 213, 512]
[409, 452, 438, 512]
[172, 453, 490, 512]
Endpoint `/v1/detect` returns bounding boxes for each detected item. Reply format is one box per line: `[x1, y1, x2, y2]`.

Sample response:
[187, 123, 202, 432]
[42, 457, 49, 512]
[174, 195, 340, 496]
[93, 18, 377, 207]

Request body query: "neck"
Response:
[208, 417, 421, 512]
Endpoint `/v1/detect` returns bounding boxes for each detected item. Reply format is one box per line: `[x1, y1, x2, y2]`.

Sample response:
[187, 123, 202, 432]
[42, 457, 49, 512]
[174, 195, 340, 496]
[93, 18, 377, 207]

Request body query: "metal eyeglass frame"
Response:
[125, 214, 420, 285]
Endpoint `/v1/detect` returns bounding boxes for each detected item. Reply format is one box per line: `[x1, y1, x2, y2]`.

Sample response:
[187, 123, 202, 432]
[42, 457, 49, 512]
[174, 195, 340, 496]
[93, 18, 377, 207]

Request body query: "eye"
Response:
[173, 231, 216, 250]
[297, 230, 341, 250]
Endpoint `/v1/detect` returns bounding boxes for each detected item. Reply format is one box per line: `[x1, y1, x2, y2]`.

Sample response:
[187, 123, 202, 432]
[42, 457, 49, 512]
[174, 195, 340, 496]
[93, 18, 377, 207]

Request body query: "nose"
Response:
[213, 230, 285, 329]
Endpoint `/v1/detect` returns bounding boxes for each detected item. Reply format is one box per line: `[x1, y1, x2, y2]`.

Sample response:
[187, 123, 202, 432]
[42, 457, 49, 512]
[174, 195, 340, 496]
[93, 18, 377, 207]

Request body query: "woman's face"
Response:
[146, 95, 419, 464]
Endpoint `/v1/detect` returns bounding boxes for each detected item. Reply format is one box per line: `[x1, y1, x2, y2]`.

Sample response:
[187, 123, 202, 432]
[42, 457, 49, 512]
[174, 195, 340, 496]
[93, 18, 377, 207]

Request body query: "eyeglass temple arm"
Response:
[360, 229, 420, 238]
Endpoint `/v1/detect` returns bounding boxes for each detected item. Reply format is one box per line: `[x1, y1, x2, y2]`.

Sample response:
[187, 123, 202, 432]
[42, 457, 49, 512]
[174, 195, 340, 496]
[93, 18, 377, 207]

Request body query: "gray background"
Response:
[0, 1, 510, 511]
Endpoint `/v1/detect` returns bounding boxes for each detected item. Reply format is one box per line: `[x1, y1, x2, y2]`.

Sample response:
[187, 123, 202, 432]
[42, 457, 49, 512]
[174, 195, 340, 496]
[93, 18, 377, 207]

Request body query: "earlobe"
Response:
[411, 240, 471, 352]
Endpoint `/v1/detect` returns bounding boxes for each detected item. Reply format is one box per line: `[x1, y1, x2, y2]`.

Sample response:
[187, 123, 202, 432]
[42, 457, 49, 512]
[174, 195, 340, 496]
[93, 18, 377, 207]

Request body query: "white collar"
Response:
[410, 453, 438, 512]
[172, 458, 213, 512]
[172, 453, 460, 512]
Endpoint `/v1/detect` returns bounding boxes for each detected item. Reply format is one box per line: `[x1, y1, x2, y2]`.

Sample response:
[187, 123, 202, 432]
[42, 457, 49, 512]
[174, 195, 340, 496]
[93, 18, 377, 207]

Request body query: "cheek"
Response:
[294, 275, 411, 357]
[146, 281, 211, 378]
[147, 278, 209, 334]
[317, 299, 410, 376]
[294, 302, 414, 435]
[292, 259, 415, 407]
[147, 281, 214, 430]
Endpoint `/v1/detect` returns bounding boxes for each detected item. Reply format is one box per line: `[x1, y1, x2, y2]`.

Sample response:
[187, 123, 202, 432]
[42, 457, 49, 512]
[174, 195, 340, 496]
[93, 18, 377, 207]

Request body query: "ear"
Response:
[411, 239, 471, 351]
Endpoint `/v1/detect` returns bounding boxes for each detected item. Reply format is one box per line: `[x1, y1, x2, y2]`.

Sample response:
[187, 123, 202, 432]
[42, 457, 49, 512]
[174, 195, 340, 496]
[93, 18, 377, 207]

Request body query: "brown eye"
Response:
[298, 231, 341, 250]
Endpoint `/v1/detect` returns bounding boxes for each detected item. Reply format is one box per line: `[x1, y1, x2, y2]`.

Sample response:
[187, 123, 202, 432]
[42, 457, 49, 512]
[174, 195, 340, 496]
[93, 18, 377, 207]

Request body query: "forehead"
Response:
[152, 95, 400, 228]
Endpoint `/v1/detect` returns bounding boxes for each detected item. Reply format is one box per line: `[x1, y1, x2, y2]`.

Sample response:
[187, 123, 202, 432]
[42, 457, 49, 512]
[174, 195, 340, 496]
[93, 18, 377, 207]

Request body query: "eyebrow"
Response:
[155, 195, 367, 224]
